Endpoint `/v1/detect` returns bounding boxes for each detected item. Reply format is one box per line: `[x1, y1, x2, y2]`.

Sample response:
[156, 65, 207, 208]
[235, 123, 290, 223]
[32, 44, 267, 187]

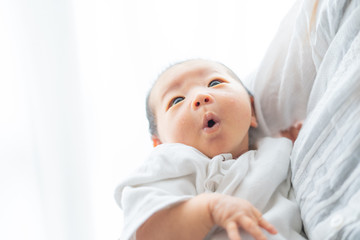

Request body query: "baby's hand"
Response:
[209, 194, 277, 240]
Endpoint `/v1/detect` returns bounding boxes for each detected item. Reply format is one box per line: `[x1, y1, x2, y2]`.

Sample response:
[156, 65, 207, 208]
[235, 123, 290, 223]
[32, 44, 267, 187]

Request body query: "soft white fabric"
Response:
[246, 0, 316, 139]
[247, 0, 359, 138]
[291, 7, 360, 239]
[115, 138, 306, 240]
[246, 0, 360, 239]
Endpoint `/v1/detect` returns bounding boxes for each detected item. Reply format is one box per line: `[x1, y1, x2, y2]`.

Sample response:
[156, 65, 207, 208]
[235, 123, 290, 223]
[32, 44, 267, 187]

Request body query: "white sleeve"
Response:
[246, 0, 316, 139]
[114, 143, 209, 240]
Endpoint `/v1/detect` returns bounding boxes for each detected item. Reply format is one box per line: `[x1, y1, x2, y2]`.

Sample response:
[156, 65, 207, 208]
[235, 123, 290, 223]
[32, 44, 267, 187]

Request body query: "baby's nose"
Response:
[192, 93, 213, 109]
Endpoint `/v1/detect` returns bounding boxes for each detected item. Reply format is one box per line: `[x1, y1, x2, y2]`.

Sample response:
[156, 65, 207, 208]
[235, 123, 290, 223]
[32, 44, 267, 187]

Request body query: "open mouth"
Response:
[207, 119, 216, 128]
[203, 112, 220, 133]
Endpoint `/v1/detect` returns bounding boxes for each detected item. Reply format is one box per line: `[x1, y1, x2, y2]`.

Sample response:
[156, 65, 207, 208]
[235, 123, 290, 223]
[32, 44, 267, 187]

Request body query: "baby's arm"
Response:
[137, 193, 277, 240]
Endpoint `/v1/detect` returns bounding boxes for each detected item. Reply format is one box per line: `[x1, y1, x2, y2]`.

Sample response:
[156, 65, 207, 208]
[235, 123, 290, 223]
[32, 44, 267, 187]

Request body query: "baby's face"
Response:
[149, 60, 257, 158]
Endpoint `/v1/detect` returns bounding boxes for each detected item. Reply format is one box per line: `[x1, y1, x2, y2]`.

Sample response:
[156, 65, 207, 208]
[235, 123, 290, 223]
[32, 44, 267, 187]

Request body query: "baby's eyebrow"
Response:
[160, 80, 182, 103]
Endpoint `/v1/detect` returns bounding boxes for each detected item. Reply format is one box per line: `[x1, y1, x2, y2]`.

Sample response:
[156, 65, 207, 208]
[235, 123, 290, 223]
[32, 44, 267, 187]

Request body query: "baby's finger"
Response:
[239, 216, 267, 240]
[258, 217, 278, 235]
[251, 209, 277, 235]
[225, 221, 242, 240]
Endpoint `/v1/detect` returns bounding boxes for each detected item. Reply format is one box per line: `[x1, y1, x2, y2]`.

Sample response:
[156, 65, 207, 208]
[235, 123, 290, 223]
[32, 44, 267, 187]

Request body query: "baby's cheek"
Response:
[227, 98, 249, 115]
[170, 114, 194, 142]
[227, 94, 246, 105]
[178, 115, 188, 127]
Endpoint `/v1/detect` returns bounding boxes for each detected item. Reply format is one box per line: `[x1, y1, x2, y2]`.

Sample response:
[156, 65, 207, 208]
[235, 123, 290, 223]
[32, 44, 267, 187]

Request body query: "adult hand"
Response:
[280, 121, 303, 143]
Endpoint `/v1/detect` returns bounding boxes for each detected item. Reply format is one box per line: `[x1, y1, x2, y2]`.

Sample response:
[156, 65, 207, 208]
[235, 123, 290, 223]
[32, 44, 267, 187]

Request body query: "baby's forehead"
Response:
[158, 60, 227, 85]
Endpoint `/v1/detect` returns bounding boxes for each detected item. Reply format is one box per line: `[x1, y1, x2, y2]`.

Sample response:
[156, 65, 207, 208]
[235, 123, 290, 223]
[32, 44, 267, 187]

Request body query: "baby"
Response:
[115, 59, 305, 240]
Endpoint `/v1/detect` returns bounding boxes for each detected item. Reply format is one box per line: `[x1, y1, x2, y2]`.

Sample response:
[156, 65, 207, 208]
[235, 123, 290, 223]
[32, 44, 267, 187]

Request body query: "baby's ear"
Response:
[151, 135, 162, 147]
[250, 96, 258, 128]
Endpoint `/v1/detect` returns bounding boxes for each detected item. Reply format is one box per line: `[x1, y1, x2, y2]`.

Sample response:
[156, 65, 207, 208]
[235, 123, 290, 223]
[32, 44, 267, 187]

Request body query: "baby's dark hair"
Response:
[145, 59, 253, 137]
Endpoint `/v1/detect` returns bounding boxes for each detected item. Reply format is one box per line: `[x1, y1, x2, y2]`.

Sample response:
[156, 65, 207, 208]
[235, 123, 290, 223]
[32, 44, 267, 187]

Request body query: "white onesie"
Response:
[115, 137, 306, 240]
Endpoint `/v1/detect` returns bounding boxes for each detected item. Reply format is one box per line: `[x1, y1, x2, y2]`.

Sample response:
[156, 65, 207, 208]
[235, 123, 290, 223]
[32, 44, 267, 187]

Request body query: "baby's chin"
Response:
[201, 148, 232, 159]
[201, 146, 247, 159]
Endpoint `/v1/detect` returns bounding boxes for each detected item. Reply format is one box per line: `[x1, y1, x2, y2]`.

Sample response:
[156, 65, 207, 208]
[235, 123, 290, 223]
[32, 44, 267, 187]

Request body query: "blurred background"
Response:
[0, 0, 295, 239]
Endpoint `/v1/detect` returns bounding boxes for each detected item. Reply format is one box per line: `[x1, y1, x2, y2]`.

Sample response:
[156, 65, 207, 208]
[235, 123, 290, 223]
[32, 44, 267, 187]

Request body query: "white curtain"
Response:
[0, 0, 295, 239]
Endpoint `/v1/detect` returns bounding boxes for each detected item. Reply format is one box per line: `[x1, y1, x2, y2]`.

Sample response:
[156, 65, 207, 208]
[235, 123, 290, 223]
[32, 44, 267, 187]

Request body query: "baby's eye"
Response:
[208, 79, 223, 87]
[169, 96, 184, 108]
